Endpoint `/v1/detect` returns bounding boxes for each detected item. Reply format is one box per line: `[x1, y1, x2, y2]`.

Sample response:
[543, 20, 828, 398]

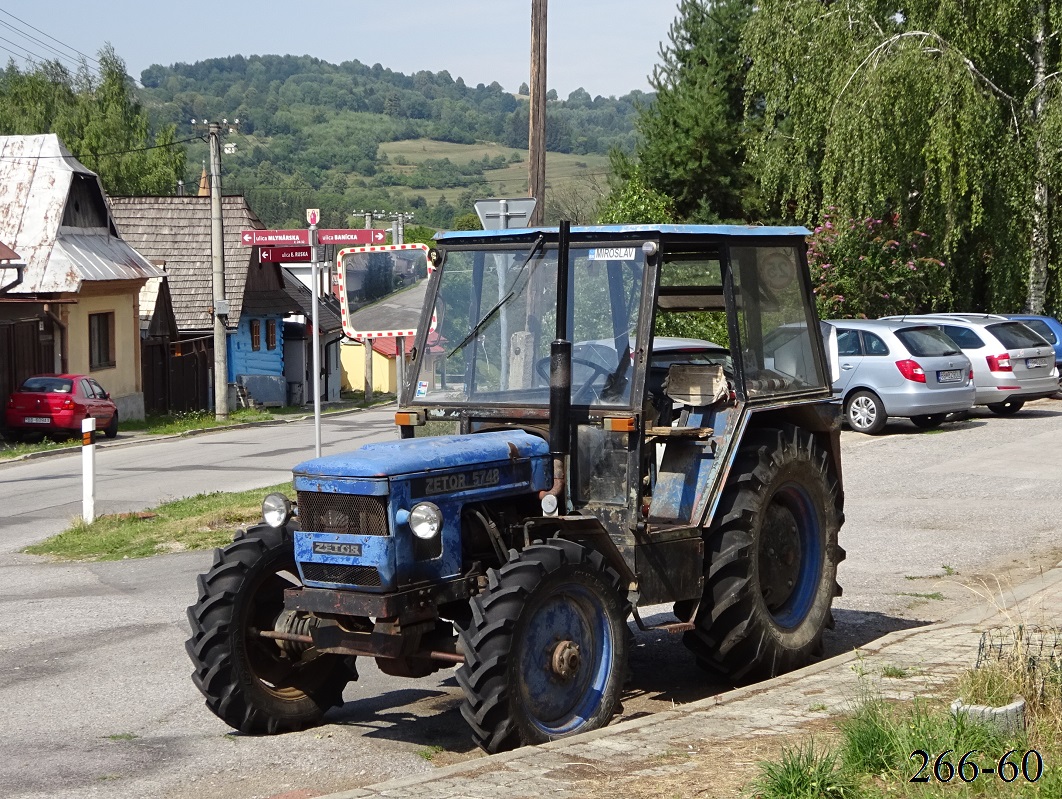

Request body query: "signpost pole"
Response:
[364, 336, 373, 404]
[309, 217, 322, 459]
[499, 199, 510, 389]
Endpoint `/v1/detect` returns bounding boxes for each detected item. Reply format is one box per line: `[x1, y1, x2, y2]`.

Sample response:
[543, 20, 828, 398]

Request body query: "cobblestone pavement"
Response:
[318, 560, 1062, 799]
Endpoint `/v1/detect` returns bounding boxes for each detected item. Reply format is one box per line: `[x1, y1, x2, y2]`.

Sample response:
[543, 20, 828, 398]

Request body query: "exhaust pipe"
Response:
[544, 221, 572, 514]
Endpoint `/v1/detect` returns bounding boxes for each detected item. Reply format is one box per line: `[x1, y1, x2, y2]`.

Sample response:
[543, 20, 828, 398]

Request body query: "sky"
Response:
[0, 1, 679, 98]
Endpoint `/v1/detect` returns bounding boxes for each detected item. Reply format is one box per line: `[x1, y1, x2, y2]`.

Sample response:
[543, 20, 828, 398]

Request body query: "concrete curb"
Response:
[318, 560, 1062, 799]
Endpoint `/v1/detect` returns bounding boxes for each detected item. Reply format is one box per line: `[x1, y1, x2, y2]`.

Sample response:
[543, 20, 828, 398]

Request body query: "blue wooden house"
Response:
[110, 195, 303, 406]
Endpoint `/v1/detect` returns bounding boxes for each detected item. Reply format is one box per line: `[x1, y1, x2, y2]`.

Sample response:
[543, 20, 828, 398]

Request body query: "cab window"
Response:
[729, 245, 828, 397]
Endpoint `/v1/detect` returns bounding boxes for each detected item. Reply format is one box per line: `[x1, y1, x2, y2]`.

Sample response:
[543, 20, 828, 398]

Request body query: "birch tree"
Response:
[744, 0, 1062, 314]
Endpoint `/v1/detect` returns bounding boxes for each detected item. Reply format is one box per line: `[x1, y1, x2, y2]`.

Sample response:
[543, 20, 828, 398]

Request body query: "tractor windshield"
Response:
[411, 243, 647, 407]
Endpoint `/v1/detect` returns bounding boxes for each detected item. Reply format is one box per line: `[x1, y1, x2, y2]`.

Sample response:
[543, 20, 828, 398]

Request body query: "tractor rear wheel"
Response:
[684, 426, 844, 682]
[456, 539, 629, 753]
[186, 524, 351, 733]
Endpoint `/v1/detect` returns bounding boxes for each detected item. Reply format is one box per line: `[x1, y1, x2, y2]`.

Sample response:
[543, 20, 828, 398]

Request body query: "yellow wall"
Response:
[62, 280, 145, 418]
[340, 340, 399, 393]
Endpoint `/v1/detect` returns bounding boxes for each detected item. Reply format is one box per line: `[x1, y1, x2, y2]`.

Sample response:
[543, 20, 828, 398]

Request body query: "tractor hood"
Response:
[292, 429, 550, 480]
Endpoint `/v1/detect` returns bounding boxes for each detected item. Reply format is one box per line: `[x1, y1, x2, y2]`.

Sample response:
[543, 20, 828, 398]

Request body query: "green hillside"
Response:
[139, 55, 646, 228]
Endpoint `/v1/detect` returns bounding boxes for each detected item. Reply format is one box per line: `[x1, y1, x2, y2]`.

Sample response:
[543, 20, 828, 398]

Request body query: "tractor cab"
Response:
[401, 225, 833, 537]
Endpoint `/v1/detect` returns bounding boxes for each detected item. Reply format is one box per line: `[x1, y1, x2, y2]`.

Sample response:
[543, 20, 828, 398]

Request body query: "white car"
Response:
[880, 314, 1059, 414]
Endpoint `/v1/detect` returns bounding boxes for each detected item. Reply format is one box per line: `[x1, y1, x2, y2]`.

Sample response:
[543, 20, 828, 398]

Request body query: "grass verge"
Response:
[750, 652, 1062, 798]
[23, 482, 291, 561]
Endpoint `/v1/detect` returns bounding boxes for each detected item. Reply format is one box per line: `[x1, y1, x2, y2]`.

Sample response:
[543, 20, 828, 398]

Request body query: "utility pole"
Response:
[390, 211, 414, 245]
[208, 122, 229, 420]
[352, 209, 380, 230]
[528, 0, 547, 226]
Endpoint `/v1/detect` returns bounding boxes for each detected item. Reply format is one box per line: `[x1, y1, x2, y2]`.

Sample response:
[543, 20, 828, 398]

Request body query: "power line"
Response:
[0, 19, 84, 73]
[0, 32, 62, 67]
[0, 135, 205, 162]
[0, 8, 147, 87]
[0, 7, 100, 69]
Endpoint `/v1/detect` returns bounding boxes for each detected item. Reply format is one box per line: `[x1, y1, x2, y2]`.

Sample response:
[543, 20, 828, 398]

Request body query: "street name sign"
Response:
[240, 229, 311, 246]
[317, 229, 387, 245]
[259, 246, 313, 263]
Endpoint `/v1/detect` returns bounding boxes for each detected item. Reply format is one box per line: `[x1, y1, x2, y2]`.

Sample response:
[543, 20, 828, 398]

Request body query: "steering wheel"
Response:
[535, 356, 613, 403]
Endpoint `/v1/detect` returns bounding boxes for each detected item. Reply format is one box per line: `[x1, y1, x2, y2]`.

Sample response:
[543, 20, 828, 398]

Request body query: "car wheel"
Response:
[910, 414, 946, 429]
[987, 400, 1025, 416]
[104, 412, 118, 439]
[846, 391, 887, 434]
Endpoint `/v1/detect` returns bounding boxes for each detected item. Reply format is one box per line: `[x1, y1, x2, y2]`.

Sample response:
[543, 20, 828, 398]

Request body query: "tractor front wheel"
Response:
[185, 524, 351, 733]
[456, 539, 629, 753]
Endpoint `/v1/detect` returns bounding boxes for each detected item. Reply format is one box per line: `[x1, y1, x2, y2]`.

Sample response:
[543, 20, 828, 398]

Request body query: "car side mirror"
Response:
[103, 392, 110, 399]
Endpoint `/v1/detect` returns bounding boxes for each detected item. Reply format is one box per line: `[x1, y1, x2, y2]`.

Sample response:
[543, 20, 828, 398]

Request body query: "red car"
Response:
[4, 374, 118, 441]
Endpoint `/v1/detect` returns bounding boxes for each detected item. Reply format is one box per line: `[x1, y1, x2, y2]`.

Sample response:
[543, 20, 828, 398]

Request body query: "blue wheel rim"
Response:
[760, 482, 823, 628]
[516, 581, 615, 736]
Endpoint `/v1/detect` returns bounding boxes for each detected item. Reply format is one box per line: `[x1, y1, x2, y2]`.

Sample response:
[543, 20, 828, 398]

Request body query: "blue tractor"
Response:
[186, 223, 845, 752]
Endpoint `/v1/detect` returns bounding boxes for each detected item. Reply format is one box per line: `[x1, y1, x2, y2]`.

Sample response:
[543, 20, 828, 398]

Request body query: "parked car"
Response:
[881, 314, 1059, 414]
[3, 374, 118, 441]
[1005, 314, 1062, 391]
[822, 319, 975, 434]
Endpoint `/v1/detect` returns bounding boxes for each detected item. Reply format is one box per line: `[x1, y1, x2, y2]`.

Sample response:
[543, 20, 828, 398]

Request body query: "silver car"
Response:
[881, 314, 1059, 415]
[823, 319, 975, 434]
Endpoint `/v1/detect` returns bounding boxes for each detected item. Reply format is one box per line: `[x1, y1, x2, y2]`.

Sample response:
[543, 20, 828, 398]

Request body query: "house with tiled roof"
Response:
[109, 195, 307, 406]
[0, 134, 163, 423]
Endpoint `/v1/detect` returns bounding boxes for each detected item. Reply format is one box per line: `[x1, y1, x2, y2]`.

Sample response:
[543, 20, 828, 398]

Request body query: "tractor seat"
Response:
[645, 364, 727, 439]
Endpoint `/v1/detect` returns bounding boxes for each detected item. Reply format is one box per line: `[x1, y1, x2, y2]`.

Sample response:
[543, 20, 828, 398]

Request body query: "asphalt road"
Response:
[1, 399, 1060, 799]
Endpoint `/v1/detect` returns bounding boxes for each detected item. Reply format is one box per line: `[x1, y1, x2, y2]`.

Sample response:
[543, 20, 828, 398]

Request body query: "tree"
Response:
[450, 213, 481, 231]
[544, 173, 607, 225]
[628, 0, 755, 223]
[0, 46, 185, 195]
[744, 0, 1062, 314]
[598, 161, 676, 224]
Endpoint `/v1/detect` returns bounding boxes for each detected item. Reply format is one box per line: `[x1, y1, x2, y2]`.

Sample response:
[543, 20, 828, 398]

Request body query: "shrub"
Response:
[807, 211, 952, 319]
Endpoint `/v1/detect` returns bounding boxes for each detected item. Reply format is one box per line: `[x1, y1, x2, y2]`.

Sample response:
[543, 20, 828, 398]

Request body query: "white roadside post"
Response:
[81, 417, 96, 524]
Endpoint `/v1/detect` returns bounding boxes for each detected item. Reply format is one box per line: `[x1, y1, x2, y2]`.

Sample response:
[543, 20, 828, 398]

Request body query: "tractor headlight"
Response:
[408, 502, 442, 540]
[262, 493, 293, 528]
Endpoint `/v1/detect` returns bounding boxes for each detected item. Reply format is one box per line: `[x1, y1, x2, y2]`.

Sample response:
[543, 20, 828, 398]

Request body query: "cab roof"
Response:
[435, 224, 811, 243]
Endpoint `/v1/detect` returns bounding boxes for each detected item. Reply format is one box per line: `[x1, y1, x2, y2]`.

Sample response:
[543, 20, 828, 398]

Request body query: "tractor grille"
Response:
[301, 562, 383, 587]
[298, 492, 389, 536]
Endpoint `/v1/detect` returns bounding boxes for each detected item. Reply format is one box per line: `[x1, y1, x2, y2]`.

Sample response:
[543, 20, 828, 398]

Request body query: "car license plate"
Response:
[937, 369, 962, 383]
[1026, 356, 1049, 368]
[24, 416, 49, 424]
